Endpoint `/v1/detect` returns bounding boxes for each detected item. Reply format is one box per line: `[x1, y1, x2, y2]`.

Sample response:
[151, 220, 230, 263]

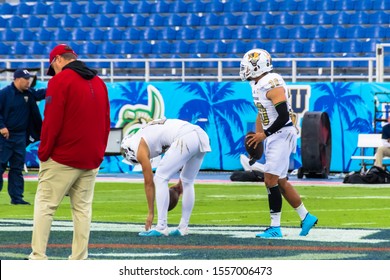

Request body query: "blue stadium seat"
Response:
[117, 1, 137, 13]
[37, 28, 54, 41]
[322, 40, 342, 54]
[67, 2, 84, 14]
[302, 40, 323, 53]
[0, 42, 9, 55]
[84, 1, 101, 14]
[100, 1, 118, 14]
[184, 14, 201, 26]
[171, 41, 191, 54]
[361, 40, 378, 53]
[354, 0, 374, 10]
[292, 12, 313, 25]
[341, 40, 362, 54]
[348, 11, 369, 25]
[106, 28, 124, 41]
[90, 28, 106, 41]
[278, 12, 294, 25]
[220, 13, 238, 25]
[200, 13, 220, 26]
[0, 16, 6, 28]
[113, 14, 131, 28]
[166, 14, 184, 26]
[311, 11, 332, 25]
[333, 0, 360, 11]
[41, 15, 60, 28]
[158, 27, 177, 40]
[60, 15, 78, 28]
[223, 1, 242, 12]
[215, 26, 233, 40]
[100, 41, 119, 55]
[331, 26, 347, 39]
[7, 16, 25, 28]
[50, 2, 68, 14]
[147, 14, 166, 26]
[28, 41, 46, 55]
[369, 11, 389, 25]
[72, 29, 89, 41]
[136, 1, 152, 13]
[12, 42, 29, 55]
[54, 28, 72, 41]
[15, 3, 34, 15]
[225, 40, 246, 54]
[152, 41, 171, 55]
[123, 28, 141, 40]
[0, 3, 15, 15]
[364, 26, 387, 39]
[93, 15, 113, 27]
[132, 41, 153, 54]
[268, 26, 288, 39]
[345, 26, 365, 39]
[331, 11, 350, 25]
[176, 27, 196, 40]
[20, 29, 35, 41]
[197, 26, 216, 40]
[33, 2, 50, 15]
[129, 14, 146, 27]
[231, 26, 251, 40]
[307, 26, 328, 39]
[373, 0, 390, 10]
[190, 41, 209, 54]
[25, 15, 43, 28]
[288, 26, 309, 39]
[256, 12, 276, 25]
[143, 28, 158, 40]
[187, 1, 206, 13]
[151, 0, 171, 13]
[205, 1, 224, 13]
[1, 29, 19, 41]
[77, 14, 94, 27]
[249, 26, 270, 39]
[208, 40, 227, 54]
[284, 40, 304, 54]
[241, 12, 257, 25]
[170, 1, 188, 12]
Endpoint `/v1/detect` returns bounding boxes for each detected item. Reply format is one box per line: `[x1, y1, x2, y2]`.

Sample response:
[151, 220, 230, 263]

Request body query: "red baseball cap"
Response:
[47, 44, 77, 76]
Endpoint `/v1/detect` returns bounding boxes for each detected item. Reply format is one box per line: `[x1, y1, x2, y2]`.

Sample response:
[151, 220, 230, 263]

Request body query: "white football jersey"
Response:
[250, 72, 292, 130]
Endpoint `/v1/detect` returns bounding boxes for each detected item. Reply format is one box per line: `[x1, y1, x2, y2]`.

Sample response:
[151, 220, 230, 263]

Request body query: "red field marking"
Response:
[2, 243, 390, 252]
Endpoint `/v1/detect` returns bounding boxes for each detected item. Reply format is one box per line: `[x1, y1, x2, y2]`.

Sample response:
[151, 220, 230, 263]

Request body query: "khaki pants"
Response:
[29, 158, 98, 260]
[374, 146, 390, 168]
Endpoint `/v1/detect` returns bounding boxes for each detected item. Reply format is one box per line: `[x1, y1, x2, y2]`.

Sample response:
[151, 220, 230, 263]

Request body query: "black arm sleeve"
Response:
[264, 101, 290, 137]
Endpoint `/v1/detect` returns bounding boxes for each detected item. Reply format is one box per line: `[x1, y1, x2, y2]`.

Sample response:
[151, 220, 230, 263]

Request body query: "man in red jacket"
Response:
[29, 44, 110, 260]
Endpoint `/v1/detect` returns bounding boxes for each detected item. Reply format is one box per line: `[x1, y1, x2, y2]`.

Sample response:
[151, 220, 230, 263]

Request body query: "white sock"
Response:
[295, 203, 309, 221]
[270, 212, 281, 227]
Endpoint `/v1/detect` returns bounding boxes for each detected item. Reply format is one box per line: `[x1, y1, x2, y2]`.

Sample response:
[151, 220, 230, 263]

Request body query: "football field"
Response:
[1, 173, 390, 261]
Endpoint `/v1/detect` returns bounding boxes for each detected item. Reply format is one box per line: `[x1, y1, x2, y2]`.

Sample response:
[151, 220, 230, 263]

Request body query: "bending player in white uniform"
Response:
[240, 49, 318, 238]
[121, 118, 211, 237]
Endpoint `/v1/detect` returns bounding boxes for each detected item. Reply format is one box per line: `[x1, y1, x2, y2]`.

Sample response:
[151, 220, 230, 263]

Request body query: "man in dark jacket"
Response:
[0, 69, 46, 205]
[29, 44, 110, 260]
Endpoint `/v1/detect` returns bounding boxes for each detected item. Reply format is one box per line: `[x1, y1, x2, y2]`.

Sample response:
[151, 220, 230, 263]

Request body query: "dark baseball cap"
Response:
[47, 44, 78, 76]
[14, 68, 33, 79]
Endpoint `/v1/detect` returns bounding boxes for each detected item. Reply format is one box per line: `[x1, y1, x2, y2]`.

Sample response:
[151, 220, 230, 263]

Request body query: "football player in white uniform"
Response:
[121, 118, 211, 237]
[240, 49, 318, 238]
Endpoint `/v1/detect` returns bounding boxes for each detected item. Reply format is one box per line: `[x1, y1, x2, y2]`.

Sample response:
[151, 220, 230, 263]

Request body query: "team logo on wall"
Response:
[116, 84, 165, 137]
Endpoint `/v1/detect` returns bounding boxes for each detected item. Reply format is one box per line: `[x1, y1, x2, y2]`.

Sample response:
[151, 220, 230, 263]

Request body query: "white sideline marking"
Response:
[0, 219, 386, 244]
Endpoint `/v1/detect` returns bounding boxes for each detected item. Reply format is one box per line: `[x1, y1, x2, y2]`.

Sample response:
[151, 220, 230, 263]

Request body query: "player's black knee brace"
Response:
[267, 185, 282, 213]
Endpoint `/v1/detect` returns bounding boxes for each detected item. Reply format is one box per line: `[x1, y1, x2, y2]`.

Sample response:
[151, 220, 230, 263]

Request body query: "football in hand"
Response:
[168, 181, 183, 211]
[245, 131, 264, 165]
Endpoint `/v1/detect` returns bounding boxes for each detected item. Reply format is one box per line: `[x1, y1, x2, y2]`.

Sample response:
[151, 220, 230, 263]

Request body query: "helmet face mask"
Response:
[239, 49, 273, 81]
[120, 134, 141, 164]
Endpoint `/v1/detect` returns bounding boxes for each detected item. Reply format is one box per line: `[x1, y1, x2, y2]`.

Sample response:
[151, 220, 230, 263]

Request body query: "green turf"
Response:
[1, 181, 390, 229]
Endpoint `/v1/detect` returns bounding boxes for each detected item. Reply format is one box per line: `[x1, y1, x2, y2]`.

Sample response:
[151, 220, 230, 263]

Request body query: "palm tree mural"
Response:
[177, 82, 257, 170]
[313, 82, 371, 172]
